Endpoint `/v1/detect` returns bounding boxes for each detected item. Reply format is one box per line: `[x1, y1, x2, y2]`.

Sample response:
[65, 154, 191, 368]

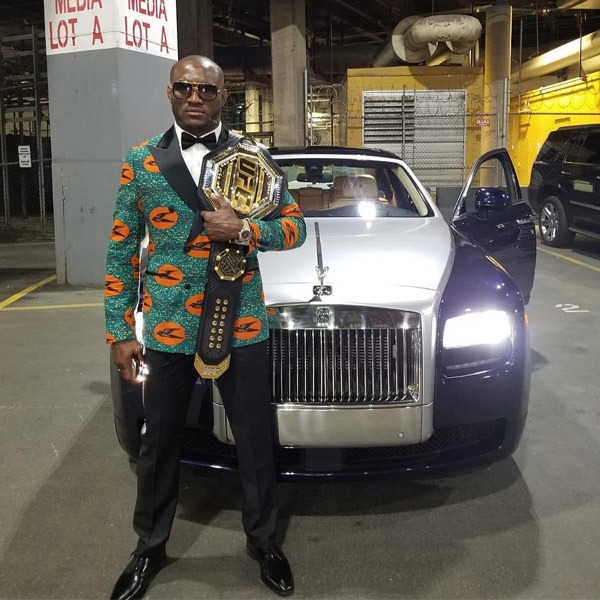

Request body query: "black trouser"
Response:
[132, 340, 278, 558]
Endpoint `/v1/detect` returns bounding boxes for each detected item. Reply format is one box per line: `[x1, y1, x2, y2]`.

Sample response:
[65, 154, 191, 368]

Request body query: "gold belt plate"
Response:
[200, 138, 285, 219]
[214, 247, 246, 281]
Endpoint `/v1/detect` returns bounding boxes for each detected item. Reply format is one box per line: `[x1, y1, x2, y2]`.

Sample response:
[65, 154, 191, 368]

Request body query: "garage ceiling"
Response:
[2, 0, 600, 79]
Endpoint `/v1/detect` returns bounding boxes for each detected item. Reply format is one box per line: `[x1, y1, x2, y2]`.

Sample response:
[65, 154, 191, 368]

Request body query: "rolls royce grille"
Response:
[269, 322, 421, 404]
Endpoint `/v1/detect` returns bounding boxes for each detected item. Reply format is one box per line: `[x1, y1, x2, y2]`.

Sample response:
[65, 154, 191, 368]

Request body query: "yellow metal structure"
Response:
[509, 72, 600, 185]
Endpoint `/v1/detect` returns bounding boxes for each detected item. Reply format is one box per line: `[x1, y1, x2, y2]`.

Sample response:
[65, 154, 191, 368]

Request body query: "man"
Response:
[105, 55, 306, 599]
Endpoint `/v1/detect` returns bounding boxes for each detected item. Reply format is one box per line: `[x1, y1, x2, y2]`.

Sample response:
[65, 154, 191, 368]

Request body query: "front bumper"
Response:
[180, 415, 520, 479]
[212, 400, 434, 447]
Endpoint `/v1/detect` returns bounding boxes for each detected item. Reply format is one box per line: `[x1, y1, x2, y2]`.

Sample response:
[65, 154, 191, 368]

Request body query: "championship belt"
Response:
[194, 137, 285, 379]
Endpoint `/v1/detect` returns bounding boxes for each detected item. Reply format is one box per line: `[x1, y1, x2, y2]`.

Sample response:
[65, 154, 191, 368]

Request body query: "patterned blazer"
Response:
[104, 125, 306, 354]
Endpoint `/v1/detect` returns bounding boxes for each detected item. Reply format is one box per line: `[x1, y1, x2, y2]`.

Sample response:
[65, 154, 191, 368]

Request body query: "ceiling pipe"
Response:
[372, 14, 482, 66]
[556, 0, 600, 9]
[514, 30, 600, 81]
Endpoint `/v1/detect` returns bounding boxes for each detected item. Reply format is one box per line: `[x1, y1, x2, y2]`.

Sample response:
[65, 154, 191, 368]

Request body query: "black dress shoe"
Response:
[110, 554, 167, 600]
[247, 543, 294, 596]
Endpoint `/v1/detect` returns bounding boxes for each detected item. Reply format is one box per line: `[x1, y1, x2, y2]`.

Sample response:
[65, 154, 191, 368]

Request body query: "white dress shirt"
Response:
[172, 122, 247, 244]
[173, 122, 222, 186]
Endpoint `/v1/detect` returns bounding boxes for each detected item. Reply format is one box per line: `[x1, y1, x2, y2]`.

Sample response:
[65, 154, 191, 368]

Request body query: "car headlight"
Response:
[443, 310, 512, 349]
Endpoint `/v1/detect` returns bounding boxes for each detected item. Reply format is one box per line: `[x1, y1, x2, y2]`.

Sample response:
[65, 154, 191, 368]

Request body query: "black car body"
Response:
[529, 124, 600, 247]
[112, 146, 536, 479]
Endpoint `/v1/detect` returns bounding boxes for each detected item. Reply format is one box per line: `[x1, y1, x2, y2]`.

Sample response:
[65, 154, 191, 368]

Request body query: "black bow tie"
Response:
[181, 131, 218, 150]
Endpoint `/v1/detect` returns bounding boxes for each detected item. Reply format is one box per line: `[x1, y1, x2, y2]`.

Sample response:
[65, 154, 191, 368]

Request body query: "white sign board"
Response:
[44, 0, 178, 57]
[18, 146, 32, 168]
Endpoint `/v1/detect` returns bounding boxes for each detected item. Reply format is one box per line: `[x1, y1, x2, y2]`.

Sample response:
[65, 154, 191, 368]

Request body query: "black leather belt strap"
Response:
[192, 133, 282, 379]
[194, 241, 246, 379]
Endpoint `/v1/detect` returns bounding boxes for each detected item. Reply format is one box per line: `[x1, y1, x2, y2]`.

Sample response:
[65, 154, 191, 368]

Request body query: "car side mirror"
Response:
[474, 187, 511, 212]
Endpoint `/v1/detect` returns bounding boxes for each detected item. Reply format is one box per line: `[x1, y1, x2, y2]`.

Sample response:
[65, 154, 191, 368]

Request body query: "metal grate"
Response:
[269, 327, 420, 404]
[363, 92, 415, 146]
[363, 89, 466, 189]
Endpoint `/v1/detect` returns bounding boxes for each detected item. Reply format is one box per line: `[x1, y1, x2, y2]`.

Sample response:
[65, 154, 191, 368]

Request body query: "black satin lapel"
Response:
[218, 128, 229, 146]
[148, 133, 199, 214]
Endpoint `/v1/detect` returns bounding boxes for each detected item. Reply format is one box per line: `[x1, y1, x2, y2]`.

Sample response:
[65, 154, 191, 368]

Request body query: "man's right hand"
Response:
[111, 339, 144, 384]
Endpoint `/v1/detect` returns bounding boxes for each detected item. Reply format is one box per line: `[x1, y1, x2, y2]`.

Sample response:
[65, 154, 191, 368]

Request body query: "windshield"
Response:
[275, 157, 432, 218]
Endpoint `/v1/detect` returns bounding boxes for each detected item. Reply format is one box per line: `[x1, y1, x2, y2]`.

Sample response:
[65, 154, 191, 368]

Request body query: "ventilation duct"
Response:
[373, 15, 482, 67]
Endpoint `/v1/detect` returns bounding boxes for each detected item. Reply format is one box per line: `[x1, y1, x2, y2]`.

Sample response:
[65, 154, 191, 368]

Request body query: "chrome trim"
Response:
[211, 399, 435, 448]
[515, 217, 534, 225]
[275, 403, 432, 447]
[271, 304, 420, 330]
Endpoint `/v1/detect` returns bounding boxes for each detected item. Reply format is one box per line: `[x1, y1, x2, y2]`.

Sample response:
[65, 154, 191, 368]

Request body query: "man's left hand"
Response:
[201, 193, 243, 241]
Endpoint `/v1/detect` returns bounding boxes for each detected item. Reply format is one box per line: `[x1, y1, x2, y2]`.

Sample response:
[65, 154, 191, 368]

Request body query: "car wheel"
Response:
[538, 196, 575, 247]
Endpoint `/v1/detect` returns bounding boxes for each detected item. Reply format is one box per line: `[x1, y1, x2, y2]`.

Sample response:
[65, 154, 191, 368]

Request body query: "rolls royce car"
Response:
[112, 146, 536, 478]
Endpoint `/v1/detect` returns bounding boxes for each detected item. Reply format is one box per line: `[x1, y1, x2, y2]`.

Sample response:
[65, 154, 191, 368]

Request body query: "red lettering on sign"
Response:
[55, 0, 103, 13]
[48, 18, 78, 49]
[92, 15, 104, 45]
[124, 16, 151, 50]
[127, 0, 167, 20]
[160, 25, 169, 53]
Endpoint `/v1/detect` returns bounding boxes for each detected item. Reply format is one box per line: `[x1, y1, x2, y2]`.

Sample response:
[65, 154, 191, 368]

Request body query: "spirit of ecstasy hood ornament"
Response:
[316, 264, 329, 287]
[312, 222, 332, 298]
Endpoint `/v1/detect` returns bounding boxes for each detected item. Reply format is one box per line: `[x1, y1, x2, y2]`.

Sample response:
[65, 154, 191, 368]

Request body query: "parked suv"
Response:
[529, 124, 600, 247]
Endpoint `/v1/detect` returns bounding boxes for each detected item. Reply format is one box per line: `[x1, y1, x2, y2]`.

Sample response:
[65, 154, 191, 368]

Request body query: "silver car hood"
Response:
[260, 217, 454, 306]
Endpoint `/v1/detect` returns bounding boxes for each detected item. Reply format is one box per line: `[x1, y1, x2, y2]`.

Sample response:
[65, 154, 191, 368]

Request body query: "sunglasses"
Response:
[171, 81, 223, 101]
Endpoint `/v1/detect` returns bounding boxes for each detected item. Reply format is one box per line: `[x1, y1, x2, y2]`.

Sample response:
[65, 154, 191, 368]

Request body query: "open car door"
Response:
[451, 148, 536, 304]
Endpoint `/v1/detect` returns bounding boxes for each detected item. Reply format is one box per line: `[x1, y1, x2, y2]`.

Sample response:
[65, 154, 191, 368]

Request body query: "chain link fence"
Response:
[308, 80, 502, 199]
[307, 74, 600, 200]
[4, 26, 599, 244]
[307, 84, 346, 147]
[509, 73, 600, 186]
[0, 26, 53, 242]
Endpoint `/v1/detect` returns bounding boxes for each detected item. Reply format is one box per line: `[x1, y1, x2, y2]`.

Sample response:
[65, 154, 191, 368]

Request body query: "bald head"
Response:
[169, 55, 224, 87]
[167, 55, 228, 137]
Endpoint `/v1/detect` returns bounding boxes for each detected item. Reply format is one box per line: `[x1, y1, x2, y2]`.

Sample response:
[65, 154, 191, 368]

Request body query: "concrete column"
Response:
[44, 0, 177, 284]
[484, 2, 512, 152]
[245, 85, 261, 134]
[270, 0, 307, 147]
[177, 0, 213, 59]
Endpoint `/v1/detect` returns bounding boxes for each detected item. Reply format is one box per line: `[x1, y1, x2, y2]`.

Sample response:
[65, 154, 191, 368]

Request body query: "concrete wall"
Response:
[48, 50, 174, 284]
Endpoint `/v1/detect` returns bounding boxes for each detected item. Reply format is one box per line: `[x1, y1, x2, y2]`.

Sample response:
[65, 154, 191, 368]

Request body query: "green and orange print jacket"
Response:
[104, 126, 306, 354]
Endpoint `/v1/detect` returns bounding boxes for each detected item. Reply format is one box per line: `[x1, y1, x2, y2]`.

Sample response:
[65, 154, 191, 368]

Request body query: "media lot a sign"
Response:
[44, 0, 177, 57]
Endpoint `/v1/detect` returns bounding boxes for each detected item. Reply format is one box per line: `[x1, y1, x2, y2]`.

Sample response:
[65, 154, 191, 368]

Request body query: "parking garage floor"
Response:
[1, 239, 600, 600]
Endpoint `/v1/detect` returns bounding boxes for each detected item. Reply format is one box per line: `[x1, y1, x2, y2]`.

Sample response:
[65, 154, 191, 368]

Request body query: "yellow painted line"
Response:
[0, 303, 103, 312]
[538, 246, 600, 274]
[0, 274, 57, 310]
